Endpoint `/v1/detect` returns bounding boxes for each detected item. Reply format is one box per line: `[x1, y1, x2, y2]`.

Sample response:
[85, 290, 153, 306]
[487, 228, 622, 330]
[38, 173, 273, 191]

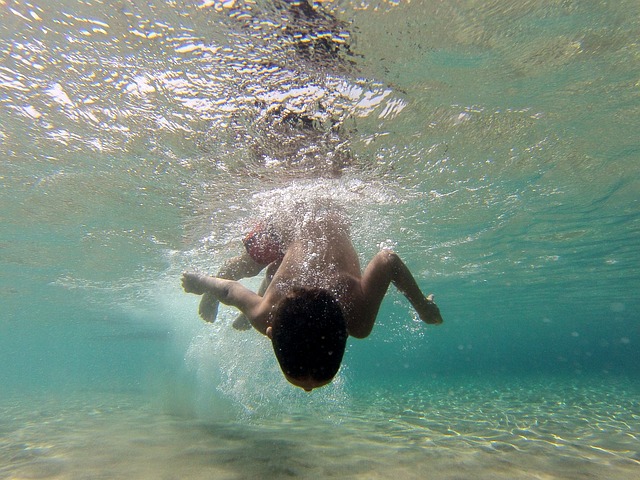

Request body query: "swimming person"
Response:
[182, 201, 443, 392]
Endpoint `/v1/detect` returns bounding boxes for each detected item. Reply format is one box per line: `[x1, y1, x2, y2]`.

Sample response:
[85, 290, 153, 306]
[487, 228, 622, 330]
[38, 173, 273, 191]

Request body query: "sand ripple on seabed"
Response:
[0, 378, 639, 480]
[347, 377, 640, 477]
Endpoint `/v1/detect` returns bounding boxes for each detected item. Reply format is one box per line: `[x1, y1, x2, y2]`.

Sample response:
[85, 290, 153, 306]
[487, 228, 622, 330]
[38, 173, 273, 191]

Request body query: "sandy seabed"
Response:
[1, 376, 639, 480]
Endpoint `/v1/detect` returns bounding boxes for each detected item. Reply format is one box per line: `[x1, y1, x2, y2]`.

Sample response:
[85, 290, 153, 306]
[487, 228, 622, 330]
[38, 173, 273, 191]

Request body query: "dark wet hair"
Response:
[270, 287, 347, 383]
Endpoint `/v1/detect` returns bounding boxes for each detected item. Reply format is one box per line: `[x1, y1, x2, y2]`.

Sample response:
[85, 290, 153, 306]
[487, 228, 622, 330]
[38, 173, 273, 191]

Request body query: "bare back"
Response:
[254, 203, 366, 331]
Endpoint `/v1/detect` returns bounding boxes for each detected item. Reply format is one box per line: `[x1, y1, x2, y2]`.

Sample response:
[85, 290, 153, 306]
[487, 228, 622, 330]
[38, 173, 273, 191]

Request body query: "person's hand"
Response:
[181, 272, 207, 295]
[182, 273, 221, 323]
[420, 294, 443, 325]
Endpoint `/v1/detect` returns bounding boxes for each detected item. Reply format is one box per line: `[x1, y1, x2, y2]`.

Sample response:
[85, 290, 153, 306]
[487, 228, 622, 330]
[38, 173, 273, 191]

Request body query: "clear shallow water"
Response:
[1, 0, 639, 478]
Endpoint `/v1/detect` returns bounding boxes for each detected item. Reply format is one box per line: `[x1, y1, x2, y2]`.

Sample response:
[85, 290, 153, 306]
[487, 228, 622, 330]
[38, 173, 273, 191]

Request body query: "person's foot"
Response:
[232, 314, 252, 331]
[199, 292, 219, 323]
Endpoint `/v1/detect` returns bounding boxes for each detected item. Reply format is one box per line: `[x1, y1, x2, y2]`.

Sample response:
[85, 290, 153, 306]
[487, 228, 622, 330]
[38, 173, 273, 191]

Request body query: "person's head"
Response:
[266, 287, 347, 392]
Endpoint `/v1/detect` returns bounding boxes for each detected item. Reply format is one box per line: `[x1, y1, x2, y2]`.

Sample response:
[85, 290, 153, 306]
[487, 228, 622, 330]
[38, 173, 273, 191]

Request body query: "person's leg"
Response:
[218, 252, 265, 279]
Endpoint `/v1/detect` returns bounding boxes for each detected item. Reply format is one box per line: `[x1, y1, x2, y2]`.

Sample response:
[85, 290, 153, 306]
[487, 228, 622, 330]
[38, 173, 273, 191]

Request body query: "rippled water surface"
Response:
[1, 0, 639, 478]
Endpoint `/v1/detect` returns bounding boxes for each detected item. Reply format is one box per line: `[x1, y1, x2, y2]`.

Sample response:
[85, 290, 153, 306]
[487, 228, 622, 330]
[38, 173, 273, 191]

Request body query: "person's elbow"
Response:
[347, 318, 374, 339]
[214, 281, 234, 305]
[376, 249, 401, 272]
[348, 327, 372, 339]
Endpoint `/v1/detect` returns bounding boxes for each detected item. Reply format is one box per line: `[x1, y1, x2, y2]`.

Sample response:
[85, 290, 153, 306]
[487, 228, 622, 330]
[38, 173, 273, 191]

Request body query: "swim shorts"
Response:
[242, 221, 285, 266]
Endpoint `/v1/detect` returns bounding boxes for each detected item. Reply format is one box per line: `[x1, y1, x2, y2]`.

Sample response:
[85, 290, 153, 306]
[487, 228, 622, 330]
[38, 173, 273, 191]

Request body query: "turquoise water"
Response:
[1, 0, 639, 478]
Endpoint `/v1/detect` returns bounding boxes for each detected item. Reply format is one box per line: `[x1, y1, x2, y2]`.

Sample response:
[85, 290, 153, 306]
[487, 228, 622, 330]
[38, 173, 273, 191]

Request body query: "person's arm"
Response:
[197, 252, 265, 323]
[231, 260, 280, 330]
[349, 250, 442, 338]
[182, 272, 263, 326]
